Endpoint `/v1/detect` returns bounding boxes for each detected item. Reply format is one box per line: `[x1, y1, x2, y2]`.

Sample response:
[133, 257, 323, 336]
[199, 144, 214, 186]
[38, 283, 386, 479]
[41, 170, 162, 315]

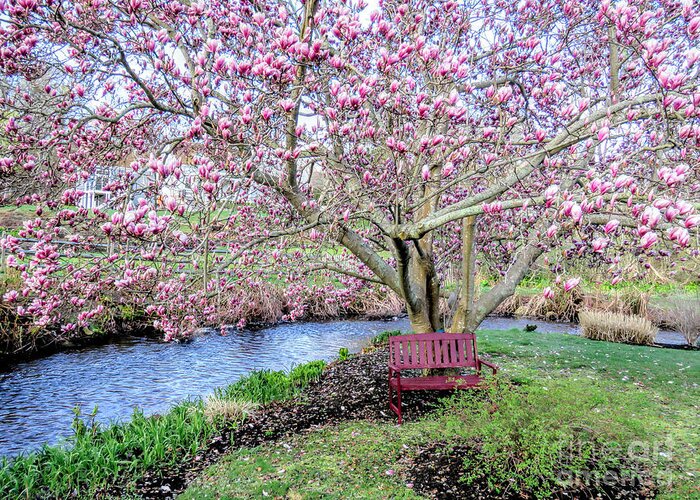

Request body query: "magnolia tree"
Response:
[0, 0, 699, 336]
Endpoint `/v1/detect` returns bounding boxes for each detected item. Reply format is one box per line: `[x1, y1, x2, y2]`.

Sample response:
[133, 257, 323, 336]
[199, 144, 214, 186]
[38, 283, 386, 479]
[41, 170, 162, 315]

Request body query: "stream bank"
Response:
[0, 316, 689, 459]
[3, 328, 697, 499]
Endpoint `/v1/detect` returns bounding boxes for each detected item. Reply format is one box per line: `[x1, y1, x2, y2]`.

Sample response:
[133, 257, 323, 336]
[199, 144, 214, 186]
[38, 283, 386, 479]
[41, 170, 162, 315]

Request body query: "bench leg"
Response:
[388, 380, 402, 425]
[396, 386, 402, 424]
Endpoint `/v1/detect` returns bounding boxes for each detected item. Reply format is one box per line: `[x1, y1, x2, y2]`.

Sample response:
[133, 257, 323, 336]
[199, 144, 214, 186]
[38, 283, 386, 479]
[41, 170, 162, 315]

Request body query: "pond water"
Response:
[0, 316, 685, 458]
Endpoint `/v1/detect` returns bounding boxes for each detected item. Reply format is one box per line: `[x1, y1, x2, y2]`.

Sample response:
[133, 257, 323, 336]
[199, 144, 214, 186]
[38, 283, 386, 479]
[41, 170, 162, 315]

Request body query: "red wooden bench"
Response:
[388, 332, 498, 424]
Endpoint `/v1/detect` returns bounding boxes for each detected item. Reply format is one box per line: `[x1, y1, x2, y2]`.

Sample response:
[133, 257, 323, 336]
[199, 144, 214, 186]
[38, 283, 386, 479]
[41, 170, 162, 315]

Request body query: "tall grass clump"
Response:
[579, 310, 657, 345]
[216, 360, 326, 404]
[203, 397, 258, 425]
[0, 400, 213, 499]
[583, 289, 651, 318]
[666, 297, 700, 346]
[370, 329, 404, 346]
[348, 287, 405, 318]
[494, 289, 581, 322]
[0, 359, 327, 498]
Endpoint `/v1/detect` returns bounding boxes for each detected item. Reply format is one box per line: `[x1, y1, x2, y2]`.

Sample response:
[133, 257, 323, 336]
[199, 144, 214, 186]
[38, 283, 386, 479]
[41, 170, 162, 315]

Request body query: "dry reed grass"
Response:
[493, 288, 654, 325]
[494, 289, 582, 322]
[349, 288, 405, 318]
[223, 284, 286, 324]
[304, 292, 342, 319]
[582, 290, 650, 317]
[579, 309, 657, 346]
[666, 298, 700, 346]
[202, 396, 258, 424]
[218, 282, 405, 326]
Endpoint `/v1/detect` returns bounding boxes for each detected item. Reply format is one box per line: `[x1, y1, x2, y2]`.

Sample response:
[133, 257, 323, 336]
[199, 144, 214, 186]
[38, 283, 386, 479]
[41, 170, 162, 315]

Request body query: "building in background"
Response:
[78, 165, 118, 209]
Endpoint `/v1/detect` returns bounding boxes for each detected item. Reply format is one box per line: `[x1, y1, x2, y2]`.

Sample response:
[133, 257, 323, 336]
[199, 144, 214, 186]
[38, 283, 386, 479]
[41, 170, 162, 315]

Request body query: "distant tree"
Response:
[0, 0, 698, 335]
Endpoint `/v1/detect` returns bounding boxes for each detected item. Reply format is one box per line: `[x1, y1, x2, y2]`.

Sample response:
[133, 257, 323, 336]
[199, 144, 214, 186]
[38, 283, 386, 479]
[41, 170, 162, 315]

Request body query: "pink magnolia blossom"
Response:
[688, 16, 700, 37]
[639, 231, 658, 249]
[685, 215, 700, 229]
[570, 204, 583, 223]
[592, 238, 609, 253]
[665, 207, 680, 222]
[603, 219, 620, 234]
[482, 201, 503, 214]
[164, 197, 178, 212]
[676, 200, 694, 216]
[279, 99, 295, 113]
[668, 227, 690, 246]
[544, 185, 559, 199]
[641, 207, 661, 228]
[597, 126, 610, 141]
[563, 278, 581, 292]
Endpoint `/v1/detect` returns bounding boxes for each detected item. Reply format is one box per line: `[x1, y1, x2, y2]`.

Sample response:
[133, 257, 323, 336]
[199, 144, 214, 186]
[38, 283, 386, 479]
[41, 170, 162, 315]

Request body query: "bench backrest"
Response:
[389, 333, 479, 370]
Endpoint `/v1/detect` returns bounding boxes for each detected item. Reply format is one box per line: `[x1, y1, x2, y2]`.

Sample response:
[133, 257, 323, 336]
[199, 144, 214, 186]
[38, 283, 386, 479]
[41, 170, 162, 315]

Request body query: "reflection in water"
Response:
[0, 316, 683, 457]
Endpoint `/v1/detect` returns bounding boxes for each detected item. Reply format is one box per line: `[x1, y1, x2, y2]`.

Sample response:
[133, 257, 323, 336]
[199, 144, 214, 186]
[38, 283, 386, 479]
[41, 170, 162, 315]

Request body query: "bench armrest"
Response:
[389, 364, 402, 373]
[478, 358, 498, 375]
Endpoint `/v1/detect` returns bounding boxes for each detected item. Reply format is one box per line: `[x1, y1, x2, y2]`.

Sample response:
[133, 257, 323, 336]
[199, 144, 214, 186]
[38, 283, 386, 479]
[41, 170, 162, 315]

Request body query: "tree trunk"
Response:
[396, 173, 443, 333]
[450, 215, 477, 332]
[407, 307, 435, 333]
[402, 245, 442, 333]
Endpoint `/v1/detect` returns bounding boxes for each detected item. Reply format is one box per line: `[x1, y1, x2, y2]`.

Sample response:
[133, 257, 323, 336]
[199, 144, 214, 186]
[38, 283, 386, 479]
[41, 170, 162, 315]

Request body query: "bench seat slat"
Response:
[389, 374, 484, 390]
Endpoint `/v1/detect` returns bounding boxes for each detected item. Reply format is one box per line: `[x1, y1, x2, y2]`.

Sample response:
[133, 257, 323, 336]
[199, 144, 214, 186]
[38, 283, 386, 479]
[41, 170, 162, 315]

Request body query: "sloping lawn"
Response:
[182, 329, 699, 499]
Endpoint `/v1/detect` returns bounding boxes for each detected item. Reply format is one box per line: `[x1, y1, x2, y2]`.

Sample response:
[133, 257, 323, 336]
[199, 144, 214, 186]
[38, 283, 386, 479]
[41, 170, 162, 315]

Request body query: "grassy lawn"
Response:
[182, 329, 699, 500]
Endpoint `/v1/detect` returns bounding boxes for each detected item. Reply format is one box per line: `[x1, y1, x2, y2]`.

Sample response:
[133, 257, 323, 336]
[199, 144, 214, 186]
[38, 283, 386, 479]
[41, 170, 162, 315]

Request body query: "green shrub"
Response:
[443, 379, 650, 499]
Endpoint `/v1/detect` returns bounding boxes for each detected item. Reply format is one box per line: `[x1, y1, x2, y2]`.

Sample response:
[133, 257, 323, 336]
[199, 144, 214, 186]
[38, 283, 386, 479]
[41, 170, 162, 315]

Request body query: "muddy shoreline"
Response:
[0, 315, 159, 367]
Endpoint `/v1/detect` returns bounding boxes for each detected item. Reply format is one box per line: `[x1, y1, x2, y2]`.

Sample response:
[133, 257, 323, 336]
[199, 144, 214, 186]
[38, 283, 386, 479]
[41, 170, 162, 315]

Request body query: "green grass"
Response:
[514, 272, 699, 297]
[0, 401, 214, 498]
[215, 360, 326, 405]
[0, 360, 326, 499]
[180, 422, 424, 499]
[182, 329, 699, 500]
[369, 329, 403, 346]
